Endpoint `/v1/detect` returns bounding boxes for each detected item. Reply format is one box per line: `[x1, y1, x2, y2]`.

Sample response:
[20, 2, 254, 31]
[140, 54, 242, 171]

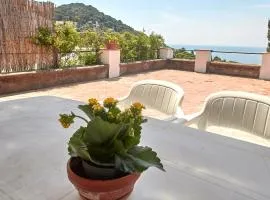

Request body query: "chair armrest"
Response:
[175, 106, 185, 118]
[165, 106, 186, 123]
[183, 112, 202, 126]
[117, 95, 129, 102]
[170, 112, 202, 125]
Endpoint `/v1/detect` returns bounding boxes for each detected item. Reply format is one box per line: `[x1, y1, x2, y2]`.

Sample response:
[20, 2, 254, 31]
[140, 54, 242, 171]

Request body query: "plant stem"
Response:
[74, 115, 89, 124]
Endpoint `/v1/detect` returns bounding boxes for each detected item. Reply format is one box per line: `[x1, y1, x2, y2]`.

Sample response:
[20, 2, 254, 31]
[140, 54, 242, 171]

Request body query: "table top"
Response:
[1, 96, 270, 200]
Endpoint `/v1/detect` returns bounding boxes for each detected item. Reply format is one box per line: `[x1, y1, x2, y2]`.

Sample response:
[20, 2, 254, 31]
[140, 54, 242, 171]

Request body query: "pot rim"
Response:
[67, 158, 141, 192]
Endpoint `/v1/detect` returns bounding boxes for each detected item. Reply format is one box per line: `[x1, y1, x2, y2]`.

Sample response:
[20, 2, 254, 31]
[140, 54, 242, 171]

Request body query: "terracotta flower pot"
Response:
[67, 158, 141, 200]
[105, 41, 119, 50]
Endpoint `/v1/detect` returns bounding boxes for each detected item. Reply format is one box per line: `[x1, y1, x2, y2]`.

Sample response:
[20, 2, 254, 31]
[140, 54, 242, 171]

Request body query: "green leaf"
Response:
[80, 117, 125, 166]
[112, 139, 126, 154]
[68, 127, 91, 161]
[130, 146, 165, 171]
[68, 127, 114, 166]
[123, 135, 140, 149]
[115, 154, 136, 172]
[116, 146, 165, 173]
[84, 117, 123, 145]
[78, 105, 94, 120]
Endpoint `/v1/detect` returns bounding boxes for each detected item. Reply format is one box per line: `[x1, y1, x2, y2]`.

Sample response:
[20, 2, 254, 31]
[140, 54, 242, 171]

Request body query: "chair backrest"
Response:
[197, 91, 270, 138]
[127, 80, 184, 115]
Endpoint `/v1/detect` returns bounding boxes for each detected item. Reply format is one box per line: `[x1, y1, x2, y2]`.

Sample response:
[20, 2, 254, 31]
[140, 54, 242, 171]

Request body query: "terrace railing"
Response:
[173, 48, 265, 64]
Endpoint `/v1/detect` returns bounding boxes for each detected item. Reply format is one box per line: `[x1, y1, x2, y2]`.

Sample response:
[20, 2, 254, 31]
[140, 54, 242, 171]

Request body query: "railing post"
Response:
[259, 53, 270, 80]
[195, 50, 211, 73]
[100, 49, 120, 78]
[159, 48, 173, 59]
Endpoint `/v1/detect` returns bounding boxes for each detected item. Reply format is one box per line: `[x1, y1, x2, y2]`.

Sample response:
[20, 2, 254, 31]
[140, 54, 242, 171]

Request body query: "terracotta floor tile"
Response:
[1, 70, 270, 115]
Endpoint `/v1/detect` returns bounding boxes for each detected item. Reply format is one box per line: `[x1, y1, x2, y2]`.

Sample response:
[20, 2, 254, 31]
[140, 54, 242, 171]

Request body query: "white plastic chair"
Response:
[184, 91, 270, 139]
[118, 80, 184, 120]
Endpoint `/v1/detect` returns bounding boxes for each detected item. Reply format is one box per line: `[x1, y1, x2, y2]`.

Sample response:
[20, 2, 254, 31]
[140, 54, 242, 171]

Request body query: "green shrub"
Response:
[32, 25, 166, 68]
[54, 22, 80, 55]
[78, 52, 99, 65]
[32, 27, 54, 46]
[60, 54, 80, 68]
[174, 48, 195, 60]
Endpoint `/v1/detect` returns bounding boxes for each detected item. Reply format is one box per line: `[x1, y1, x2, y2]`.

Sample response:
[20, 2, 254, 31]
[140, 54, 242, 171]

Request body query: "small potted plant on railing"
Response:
[104, 33, 119, 50]
[59, 97, 164, 200]
[105, 39, 119, 50]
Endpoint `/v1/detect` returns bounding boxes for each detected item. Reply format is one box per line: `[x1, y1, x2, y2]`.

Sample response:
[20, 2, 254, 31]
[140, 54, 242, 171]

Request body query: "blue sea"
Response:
[170, 45, 266, 64]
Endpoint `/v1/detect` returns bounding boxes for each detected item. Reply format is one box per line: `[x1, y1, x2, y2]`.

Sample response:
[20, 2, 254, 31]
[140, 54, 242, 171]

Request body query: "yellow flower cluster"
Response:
[131, 102, 145, 112]
[59, 114, 74, 129]
[88, 98, 105, 114]
[92, 103, 104, 113]
[59, 97, 146, 130]
[60, 121, 70, 128]
[88, 98, 98, 107]
[103, 97, 118, 108]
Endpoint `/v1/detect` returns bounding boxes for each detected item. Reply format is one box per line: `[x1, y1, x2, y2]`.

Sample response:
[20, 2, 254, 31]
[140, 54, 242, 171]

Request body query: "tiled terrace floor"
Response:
[1, 69, 270, 114]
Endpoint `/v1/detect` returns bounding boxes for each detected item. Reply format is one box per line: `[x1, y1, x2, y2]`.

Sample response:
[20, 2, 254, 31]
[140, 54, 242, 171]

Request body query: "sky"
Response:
[50, 0, 270, 47]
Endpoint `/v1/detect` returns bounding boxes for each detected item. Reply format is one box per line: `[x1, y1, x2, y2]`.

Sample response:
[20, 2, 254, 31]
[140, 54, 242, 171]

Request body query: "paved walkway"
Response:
[1, 69, 270, 114]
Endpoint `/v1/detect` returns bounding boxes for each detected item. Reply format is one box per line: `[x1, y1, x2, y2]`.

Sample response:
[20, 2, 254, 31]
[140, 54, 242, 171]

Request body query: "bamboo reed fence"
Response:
[0, 0, 56, 73]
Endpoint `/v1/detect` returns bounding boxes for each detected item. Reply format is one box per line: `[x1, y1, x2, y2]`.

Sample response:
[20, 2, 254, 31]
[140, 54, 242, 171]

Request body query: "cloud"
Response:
[254, 4, 270, 8]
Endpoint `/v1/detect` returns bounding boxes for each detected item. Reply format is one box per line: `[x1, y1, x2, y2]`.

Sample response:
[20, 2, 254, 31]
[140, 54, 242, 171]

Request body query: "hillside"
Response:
[55, 3, 136, 32]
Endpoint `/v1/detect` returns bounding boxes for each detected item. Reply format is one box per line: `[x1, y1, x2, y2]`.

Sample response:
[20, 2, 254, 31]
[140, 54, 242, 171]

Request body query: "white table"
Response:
[0, 96, 270, 200]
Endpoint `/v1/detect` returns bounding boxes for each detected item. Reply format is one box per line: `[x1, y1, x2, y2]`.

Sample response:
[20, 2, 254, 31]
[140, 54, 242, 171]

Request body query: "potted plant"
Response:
[105, 39, 119, 50]
[59, 97, 164, 200]
[104, 32, 119, 50]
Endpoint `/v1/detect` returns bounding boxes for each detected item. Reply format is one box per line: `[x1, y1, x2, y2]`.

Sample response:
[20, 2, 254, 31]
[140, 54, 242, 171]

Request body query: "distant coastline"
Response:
[170, 45, 266, 64]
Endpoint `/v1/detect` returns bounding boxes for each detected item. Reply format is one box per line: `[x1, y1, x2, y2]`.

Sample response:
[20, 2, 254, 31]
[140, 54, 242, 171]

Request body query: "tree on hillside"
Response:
[55, 3, 136, 33]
